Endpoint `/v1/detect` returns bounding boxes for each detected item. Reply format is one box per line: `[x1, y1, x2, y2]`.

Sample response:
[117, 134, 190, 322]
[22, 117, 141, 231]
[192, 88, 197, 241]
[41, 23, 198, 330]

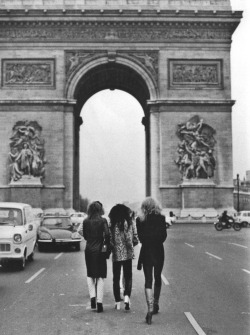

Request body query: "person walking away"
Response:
[109, 204, 139, 311]
[83, 201, 110, 313]
[136, 197, 167, 325]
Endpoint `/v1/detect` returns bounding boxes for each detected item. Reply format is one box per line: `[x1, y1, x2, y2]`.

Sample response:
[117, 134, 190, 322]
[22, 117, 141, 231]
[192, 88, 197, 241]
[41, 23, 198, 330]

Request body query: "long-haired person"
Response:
[109, 204, 138, 311]
[83, 201, 110, 313]
[136, 197, 167, 325]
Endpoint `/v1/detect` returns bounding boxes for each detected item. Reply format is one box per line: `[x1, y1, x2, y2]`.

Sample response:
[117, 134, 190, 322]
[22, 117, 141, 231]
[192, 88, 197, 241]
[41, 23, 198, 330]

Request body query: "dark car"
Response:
[37, 214, 82, 252]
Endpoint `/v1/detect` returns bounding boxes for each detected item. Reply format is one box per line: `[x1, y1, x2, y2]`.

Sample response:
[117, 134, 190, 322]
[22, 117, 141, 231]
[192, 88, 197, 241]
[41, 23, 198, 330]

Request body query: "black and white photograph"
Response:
[0, 0, 249, 334]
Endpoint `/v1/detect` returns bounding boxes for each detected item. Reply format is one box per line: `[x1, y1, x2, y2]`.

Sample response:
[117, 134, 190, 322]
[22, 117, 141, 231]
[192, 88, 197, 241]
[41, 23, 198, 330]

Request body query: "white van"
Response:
[236, 211, 250, 227]
[0, 202, 37, 270]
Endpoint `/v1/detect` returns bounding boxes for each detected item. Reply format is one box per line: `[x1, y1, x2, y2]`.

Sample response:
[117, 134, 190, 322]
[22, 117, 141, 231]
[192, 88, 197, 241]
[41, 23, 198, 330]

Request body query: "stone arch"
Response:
[67, 55, 156, 207]
[66, 55, 159, 111]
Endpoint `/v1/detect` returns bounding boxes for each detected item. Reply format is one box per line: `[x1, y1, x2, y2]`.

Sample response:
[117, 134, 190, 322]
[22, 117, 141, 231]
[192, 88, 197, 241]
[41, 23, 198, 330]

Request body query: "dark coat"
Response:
[136, 214, 167, 269]
[83, 215, 110, 278]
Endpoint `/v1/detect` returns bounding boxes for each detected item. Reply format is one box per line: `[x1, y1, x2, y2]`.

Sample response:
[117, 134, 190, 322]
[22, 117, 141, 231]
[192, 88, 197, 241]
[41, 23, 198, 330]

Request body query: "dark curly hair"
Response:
[109, 204, 132, 231]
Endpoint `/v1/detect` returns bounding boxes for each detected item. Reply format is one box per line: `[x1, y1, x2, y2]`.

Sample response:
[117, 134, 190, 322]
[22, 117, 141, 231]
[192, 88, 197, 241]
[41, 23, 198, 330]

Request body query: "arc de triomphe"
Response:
[0, 0, 242, 216]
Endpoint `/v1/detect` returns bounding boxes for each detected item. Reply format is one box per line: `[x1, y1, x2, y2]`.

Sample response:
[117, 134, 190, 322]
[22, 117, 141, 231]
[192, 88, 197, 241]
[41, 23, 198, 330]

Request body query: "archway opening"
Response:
[80, 89, 145, 213]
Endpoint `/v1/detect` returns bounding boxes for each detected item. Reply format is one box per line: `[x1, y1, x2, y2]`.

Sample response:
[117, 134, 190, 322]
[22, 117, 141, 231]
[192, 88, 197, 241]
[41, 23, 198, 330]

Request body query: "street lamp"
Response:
[237, 174, 240, 212]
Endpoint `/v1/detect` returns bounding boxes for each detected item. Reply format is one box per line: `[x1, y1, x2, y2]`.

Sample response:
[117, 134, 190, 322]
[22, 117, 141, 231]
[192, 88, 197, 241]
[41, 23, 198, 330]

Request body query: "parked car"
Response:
[37, 214, 82, 252]
[0, 202, 37, 270]
[70, 212, 87, 236]
[70, 212, 87, 225]
[235, 211, 250, 227]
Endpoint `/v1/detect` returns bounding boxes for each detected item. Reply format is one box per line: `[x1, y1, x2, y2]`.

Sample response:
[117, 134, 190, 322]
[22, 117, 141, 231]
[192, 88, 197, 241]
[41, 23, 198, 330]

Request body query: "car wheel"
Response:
[242, 221, 248, 228]
[75, 242, 81, 252]
[17, 256, 26, 271]
[28, 251, 34, 262]
[215, 222, 223, 231]
[233, 223, 241, 231]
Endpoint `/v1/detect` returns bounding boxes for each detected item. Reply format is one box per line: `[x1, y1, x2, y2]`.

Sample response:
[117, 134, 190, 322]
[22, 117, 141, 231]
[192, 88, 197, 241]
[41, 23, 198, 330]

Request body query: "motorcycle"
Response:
[214, 216, 241, 231]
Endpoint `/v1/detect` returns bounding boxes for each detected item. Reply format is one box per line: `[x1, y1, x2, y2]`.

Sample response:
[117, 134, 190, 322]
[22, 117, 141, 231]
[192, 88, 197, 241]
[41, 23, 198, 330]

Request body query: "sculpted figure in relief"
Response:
[9, 121, 46, 182]
[175, 115, 216, 180]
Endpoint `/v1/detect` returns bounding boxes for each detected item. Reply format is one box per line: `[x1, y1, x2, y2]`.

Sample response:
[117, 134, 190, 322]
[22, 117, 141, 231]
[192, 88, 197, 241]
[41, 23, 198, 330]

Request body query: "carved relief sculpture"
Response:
[169, 59, 222, 89]
[9, 121, 46, 182]
[2, 59, 55, 88]
[175, 115, 216, 179]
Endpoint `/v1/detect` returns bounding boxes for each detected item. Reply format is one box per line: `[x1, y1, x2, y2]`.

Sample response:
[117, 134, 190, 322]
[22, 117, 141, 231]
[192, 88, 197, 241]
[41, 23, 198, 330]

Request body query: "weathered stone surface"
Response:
[0, 3, 242, 214]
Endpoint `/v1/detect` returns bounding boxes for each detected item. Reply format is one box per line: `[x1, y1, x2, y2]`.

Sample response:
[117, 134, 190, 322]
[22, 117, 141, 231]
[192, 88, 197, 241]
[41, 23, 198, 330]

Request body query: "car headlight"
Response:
[71, 232, 81, 239]
[13, 234, 22, 243]
[39, 232, 52, 240]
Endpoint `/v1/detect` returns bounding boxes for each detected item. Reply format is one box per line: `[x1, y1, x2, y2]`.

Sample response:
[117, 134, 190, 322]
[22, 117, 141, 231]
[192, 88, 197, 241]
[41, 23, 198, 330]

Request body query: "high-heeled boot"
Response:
[145, 288, 153, 325]
[153, 285, 161, 314]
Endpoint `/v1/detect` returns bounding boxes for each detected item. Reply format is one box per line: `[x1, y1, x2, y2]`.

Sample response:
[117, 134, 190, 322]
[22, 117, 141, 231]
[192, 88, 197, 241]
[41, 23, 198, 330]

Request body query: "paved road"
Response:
[0, 224, 249, 335]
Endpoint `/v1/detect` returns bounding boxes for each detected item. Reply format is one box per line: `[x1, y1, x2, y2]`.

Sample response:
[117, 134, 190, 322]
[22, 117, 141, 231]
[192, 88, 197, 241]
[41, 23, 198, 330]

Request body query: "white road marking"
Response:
[54, 252, 63, 260]
[161, 274, 169, 285]
[205, 252, 222, 260]
[242, 269, 250, 274]
[185, 243, 195, 248]
[69, 304, 86, 307]
[25, 268, 45, 283]
[184, 312, 207, 335]
[229, 242, 248, 249]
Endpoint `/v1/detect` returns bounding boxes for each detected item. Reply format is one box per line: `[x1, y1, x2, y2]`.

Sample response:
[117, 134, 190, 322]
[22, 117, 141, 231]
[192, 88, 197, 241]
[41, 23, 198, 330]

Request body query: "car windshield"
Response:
[0, 208, 23, 226]
[42, 217, 72, 229]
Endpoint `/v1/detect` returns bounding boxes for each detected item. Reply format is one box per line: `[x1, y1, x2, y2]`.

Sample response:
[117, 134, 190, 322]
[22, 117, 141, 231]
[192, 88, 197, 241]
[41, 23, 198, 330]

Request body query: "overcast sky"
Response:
[79, 0, 250, 211]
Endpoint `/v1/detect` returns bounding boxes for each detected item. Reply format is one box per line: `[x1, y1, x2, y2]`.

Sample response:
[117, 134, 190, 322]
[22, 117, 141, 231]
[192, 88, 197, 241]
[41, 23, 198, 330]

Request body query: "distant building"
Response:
[233, 172, 250, 211]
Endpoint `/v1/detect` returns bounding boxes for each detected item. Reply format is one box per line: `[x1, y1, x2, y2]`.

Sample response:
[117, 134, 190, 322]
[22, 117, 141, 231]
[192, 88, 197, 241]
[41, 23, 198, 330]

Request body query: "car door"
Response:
[23, 206, 36, 256]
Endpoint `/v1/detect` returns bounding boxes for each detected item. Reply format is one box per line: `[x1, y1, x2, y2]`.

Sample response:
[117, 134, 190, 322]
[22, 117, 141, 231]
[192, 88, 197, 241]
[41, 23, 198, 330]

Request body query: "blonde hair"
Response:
[140, 197, 161, 221]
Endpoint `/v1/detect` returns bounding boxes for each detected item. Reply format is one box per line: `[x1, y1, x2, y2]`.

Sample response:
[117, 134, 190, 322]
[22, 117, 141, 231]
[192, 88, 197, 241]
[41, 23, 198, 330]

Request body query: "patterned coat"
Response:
[110, 220, 138, 262]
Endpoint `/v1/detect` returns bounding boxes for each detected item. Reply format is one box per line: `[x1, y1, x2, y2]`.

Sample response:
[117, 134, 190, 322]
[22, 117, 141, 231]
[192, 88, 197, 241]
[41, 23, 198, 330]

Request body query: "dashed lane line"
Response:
[205, 252, 222, 260]
[185, 243, 195, 248]
[184, 312, 207, 335]
[229, 242, 248, 249]
[54, 252, 64, 260]
[25, 268, 46, 284]
[161, 274, 169, 285]
[242, 269, 250, 274]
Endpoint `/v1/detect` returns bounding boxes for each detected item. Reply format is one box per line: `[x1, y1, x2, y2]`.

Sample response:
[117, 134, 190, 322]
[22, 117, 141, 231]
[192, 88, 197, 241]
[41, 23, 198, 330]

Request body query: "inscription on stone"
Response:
[2, 59, 55, 88]
[169, 60, 222, 89]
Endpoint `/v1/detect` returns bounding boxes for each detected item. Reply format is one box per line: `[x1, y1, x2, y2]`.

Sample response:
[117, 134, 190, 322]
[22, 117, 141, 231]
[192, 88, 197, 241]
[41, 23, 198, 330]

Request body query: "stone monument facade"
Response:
[0, 0, 242, 215]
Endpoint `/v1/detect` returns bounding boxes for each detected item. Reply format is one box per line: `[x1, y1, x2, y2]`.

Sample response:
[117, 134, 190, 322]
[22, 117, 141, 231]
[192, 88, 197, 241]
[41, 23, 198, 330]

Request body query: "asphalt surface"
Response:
[0, 224, 249, 335]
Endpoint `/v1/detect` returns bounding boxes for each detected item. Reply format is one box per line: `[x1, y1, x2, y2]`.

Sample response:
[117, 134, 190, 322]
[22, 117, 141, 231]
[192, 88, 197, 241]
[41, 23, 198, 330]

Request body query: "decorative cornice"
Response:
[147, 99, 235, 106]
[0, 19, 240, 42]
[0, 99, 76, 105]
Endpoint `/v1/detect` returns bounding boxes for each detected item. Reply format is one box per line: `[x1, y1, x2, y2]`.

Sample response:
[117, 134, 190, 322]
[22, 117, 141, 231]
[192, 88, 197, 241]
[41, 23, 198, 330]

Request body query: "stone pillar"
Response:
[63, 104, 75, 210]
[149, 104, 161, 202]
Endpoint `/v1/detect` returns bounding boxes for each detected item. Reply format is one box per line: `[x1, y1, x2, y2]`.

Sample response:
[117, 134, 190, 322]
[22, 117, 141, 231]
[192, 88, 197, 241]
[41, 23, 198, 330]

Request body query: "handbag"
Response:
[101, 233, 108, 253]
[133, 234, 139, 247]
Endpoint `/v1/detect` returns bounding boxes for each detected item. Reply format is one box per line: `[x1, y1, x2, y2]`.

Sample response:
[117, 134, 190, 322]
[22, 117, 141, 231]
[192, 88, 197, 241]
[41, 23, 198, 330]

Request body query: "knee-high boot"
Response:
[145, 288, 154, 325]
[153, 285, 161, 314]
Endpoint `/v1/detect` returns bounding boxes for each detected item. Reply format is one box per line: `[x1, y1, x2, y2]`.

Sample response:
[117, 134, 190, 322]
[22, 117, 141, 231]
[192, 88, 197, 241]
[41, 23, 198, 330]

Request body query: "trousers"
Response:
[113, 259, 132, 302]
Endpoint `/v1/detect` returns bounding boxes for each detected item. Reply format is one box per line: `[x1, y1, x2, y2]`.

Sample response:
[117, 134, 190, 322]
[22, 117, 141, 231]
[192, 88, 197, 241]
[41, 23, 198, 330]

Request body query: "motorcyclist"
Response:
[220, 210, 231, 228]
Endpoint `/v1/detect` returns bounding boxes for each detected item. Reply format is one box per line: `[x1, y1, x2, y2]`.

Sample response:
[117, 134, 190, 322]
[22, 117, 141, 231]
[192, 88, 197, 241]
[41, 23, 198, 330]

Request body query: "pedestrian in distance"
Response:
[83, 201, 110, 313]
[136, 197, 167, 325]
[109, 204, 139, 311]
